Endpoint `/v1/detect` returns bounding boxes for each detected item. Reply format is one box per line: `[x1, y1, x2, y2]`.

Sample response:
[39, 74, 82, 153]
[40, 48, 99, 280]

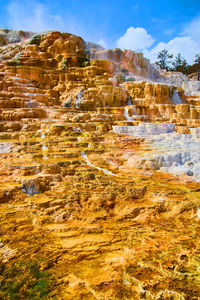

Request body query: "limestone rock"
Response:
[0, 29, 200, 299]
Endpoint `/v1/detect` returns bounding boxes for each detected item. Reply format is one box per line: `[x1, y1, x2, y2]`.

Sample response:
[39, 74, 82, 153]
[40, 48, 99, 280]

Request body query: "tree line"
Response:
[155, 49, 200, 79]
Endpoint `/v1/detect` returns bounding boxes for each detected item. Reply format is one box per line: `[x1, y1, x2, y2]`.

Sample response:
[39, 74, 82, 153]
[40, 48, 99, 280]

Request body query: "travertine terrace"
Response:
[1, 30, 200, 299]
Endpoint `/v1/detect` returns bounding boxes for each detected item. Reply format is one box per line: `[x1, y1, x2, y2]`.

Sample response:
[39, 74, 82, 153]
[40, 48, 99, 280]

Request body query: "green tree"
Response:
[194, 54, 200, 80]
[155, 49, 173, 70]
[171, 53, 188, 73]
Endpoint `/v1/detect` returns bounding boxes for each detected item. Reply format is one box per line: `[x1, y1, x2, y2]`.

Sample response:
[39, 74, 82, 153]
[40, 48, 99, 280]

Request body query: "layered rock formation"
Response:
[0, 30, 200, 299]
[159, 70, 200, 96]
[89, 46, 160, 79]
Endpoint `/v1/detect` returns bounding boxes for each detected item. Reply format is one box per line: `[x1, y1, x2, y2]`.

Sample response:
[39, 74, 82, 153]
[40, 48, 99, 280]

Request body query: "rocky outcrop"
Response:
[159, 70, 200, 96]
[124, 81, 185, 105]
[89, 47, 160, 79]
[0, 29, 35, 46]
[0, 30, 200, 299]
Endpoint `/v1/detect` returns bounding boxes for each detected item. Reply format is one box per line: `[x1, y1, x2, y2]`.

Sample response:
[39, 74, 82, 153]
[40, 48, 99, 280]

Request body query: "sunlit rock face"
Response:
[123, 81, 184, 105]
[89, 47, 160, 79]
[1, 30, 200, 299]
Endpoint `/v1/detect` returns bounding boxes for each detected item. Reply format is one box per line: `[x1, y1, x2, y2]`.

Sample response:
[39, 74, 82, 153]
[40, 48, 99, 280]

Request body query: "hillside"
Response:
[0, 30, 200, 299]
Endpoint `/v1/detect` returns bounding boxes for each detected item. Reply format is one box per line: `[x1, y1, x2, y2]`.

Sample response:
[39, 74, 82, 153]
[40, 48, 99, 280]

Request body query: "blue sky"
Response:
[0, 0, 200, 63]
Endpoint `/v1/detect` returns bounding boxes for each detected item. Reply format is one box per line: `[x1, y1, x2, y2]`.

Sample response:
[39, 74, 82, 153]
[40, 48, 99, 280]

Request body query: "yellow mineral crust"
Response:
[0, 30, 200, 299]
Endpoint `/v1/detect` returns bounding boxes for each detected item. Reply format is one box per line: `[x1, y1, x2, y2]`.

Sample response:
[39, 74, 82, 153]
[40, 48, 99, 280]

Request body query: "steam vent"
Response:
[1, 29, 200, 299]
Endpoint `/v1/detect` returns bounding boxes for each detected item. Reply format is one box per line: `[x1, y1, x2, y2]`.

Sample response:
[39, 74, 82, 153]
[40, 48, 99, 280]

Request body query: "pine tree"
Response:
[194, 54, 200, 80]
[155, 49, 173, 70]
[171, 53, 187, 73]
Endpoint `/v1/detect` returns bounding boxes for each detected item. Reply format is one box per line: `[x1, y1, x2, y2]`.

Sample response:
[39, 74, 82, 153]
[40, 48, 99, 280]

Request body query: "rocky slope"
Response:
[0, 30, 200, 299]
[0, 29, 35, 46]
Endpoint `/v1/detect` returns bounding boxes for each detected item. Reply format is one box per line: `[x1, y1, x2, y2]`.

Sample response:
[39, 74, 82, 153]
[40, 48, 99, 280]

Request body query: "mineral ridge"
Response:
[0, 30, 200, 299]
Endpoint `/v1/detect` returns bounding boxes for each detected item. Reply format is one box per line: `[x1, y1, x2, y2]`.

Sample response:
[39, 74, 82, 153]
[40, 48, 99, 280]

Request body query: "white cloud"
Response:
[117, 26, 155, 51]
[144, 15, 200, 64]
[182, 15, 200, 40]
[144, 36, 200, 64]
[7, 1, 64, 33]
[116, 15, 200, 65]
[97, 38, 107, 49]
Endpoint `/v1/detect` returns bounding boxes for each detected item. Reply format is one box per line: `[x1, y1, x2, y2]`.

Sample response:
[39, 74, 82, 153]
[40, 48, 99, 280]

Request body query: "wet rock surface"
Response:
[0, 30, 200, 299]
